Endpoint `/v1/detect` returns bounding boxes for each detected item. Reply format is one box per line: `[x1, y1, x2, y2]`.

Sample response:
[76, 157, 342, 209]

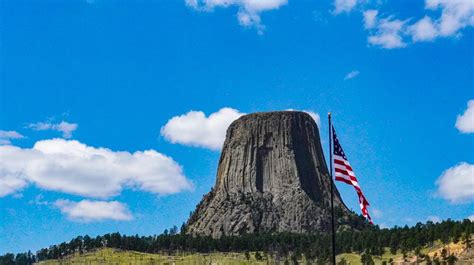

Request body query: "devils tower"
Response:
[186, 111, 351, 238]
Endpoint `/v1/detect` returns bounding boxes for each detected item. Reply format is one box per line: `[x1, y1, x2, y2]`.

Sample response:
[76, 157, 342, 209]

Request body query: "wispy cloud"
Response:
[185, 0, 288, 34]
[362, 1, 474, 49]
[333, 0, 360, 14]
[29, 194, 49, 206]
[344, 70, 360, 80]
[365, 13, 408, 49]
[28, 121, 78, 139]
[0, 130, 25, 145]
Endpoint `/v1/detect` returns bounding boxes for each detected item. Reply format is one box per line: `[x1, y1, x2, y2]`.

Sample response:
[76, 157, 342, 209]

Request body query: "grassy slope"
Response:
[37, 241, 473, 265]
[37, 248, 271, 265]
[337, 240, 474, 265]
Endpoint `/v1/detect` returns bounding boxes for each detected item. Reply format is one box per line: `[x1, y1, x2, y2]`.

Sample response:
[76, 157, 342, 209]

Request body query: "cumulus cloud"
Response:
[28, 121, 78, 139]
[185, 0, 287, 33]
[55, 199, 132, 222]
[334, 0, 359, 14]
[0, 130, 25, 145]
[161, 108, 244, 150]
[456, 100, 474, 133]
[436, 162, 474, 203]
[363, 0, 474, 48]
[0, 139, 192, 198]
[162, 108, 322, 150]
[469, 215, 474, 222]
[344, 70, 360, 80]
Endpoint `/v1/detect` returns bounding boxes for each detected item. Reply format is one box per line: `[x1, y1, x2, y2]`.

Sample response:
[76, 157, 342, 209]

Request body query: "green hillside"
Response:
[2, 219, 471, 265]
[37, 240, 474, 265]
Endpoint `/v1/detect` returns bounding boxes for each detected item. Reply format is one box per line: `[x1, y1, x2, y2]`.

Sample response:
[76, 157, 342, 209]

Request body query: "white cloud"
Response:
[409, 16, 438, 42]
[363, 0, 474, 48]
[427, 215, 441, 223]
[29, 121, 78, 139]
[185, 0, 287, 34]
[161, 107, 244, 150]
[344, 70, 360, 80]
[363, 9, 378, 29]
[367, 15, 407, 49]
[55, 199, 132, 222]
[0, 173, 28, 197]
[455, 99, 474, 133]
[334, 0, 359, 14]
[468, 215, 474, 222]
[162, 108, 322, 151]
[425, 0, 474, 37]
[436, 162, 474, 203]
[0, 130, 25, 145]
[0, 139, 193, 198]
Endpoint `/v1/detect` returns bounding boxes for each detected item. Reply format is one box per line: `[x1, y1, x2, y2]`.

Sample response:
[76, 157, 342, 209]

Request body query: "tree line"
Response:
[1, 218, 472, 264]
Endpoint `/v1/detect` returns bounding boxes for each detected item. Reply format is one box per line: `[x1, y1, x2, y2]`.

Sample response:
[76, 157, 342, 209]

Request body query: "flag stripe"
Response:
[332, 125, 372, 224]
[335, 176, 353, 185]
[334, 161, 354, 172]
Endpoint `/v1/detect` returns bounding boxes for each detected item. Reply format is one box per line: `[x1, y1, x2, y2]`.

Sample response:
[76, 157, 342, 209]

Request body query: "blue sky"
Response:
[1, 0, 473, 254]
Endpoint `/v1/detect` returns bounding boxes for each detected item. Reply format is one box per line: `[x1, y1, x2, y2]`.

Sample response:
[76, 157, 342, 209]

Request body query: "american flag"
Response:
[332, 126, 372, 224]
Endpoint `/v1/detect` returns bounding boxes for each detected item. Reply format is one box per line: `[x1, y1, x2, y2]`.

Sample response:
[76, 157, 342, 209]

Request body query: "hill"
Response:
[35, 240, 474, 265]
[2, 219, 473, 264]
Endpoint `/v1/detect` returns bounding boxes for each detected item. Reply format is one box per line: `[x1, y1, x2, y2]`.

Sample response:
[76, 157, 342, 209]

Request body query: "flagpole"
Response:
[328, 112, 336, 265]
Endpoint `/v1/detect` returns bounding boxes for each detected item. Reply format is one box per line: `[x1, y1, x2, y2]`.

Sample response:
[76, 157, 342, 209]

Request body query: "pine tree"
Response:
[360, 253, 374, 265]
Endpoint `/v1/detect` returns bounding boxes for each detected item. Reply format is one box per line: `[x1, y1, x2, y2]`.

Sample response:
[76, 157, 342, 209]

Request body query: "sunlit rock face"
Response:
[186, 111, 350, 238]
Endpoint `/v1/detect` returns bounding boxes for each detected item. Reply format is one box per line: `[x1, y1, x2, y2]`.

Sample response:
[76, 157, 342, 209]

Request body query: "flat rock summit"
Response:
[186, 111, 351, 238]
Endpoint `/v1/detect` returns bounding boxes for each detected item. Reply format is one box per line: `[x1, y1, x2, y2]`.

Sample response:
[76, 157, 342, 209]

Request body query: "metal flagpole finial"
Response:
[328, 112, 331, 118]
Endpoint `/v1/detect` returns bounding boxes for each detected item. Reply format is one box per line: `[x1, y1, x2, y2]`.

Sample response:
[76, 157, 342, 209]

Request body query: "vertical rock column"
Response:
[186, 111, 350, 238]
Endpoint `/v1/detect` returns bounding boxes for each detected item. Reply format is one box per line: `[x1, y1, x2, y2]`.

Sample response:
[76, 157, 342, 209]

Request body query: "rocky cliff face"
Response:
[186, 111, 350, 238]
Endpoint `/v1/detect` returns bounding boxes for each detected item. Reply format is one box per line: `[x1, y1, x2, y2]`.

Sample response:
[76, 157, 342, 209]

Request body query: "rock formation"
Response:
[186, 111, 351, 238]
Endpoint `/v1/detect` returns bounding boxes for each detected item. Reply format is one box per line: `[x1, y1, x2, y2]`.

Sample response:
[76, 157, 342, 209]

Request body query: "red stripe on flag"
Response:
[334, 159, 353, 171]
[335, 176, 352, 185]
[332, 126, 372, 224]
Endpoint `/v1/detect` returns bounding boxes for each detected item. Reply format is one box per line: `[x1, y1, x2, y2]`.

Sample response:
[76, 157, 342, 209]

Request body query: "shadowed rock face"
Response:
[186, 111, 350, 238]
